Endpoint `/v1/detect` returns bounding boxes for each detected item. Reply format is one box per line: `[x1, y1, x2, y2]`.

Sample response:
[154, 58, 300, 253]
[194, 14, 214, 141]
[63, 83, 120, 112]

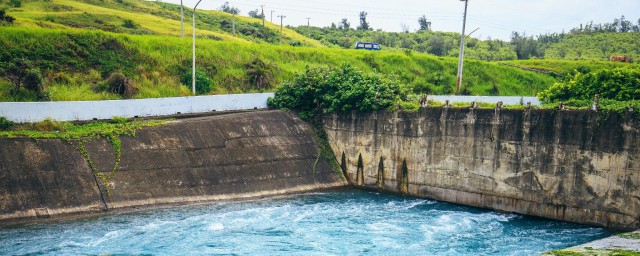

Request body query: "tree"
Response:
[338, 18, 350, 30]
[357, 11, 370, 31]
[248, 9, 264, 19]
[0, 9, 16, 26]
[219, 2, 240, 15]
[400, 23, 409, 33]
[418, 15, 431, 31]
[8, 0, 21, 8]
[619, 15, 632, 32]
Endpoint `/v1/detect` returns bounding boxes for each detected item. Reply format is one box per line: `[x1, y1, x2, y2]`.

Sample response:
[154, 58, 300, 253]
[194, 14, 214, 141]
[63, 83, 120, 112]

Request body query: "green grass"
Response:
[0, 118, 167, 140]
[547, 249, 640, 256]
[502, 59, 638, 75]
[618, 232, 640, 240]
[0, 26, 561, 101]
[7, 0, 626, 102]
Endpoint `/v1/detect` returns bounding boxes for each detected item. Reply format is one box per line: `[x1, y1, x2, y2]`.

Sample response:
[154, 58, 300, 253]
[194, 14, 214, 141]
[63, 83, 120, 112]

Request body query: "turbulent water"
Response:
[0, 189, 612, 255]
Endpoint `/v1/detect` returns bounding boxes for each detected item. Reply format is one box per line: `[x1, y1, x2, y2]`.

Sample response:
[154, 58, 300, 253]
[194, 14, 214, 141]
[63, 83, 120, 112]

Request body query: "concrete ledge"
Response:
[0, 93, 274, 122]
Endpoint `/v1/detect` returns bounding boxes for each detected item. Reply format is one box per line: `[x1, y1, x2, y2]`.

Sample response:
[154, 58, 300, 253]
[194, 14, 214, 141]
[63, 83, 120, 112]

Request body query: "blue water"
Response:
[0, 189, 612, 255]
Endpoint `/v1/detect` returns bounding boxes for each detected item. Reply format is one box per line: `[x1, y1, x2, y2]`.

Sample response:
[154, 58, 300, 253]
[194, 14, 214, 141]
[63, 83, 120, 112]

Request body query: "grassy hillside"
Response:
[2, 0, 631, 102]
[0, 27, 560, 101]
[543, 32, 640, 61]
[3, 0, 322, 46]
[501, 59, 635, 76]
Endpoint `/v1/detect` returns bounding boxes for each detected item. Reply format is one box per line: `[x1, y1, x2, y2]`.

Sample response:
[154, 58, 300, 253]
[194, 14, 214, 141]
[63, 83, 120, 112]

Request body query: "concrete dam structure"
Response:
[323, 108, 640, 230]
[0, 111, 346, 222]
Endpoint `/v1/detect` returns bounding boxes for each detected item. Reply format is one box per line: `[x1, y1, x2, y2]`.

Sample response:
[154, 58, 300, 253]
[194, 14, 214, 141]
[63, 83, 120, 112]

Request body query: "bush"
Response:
[8, 0, 21, 8]
[180, 69, 213, 95]
[245, 57, 278, 89]
[34, 118, 66, 132]
[268, 64, 402, 119]
[0, 9, 16, 25]
[106, 72, 137, 98]
[111, 116, 129, 124]
[0, 116, 14, 130]
[122, 19, 136, 29]
[539, 67, 640, 103]
[24, 68, 44, 93]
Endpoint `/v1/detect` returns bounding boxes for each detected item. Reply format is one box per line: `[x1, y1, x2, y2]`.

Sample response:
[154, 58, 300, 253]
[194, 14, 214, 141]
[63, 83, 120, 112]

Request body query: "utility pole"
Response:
[180, 0, 184, 37]
[192, 0, 203, 95]
[260, 5, 265, 27]
[306, 17, 311, 38]
[278, 15, 286, 43]
[271, 10, 275, 23]
[232, 14, 236, 37]
[455, 0, 469, 95]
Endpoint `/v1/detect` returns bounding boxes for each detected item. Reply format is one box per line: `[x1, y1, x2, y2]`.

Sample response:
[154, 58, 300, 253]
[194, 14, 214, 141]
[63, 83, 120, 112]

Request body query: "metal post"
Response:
[232, 14, 236, 37]
[180, 0, 184, 37]
[261, 5, 265, 27]
[455, 0, 469, 95]
[192, 0, 203, 95]
[278, 15, 285, 43]
[271, 10, 275, 23]
[306, 17, 311, 38]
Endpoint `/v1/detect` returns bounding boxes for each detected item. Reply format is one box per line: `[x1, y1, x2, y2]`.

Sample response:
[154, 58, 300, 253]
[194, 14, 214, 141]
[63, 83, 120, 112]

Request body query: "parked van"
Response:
[354, 42, 381, 50]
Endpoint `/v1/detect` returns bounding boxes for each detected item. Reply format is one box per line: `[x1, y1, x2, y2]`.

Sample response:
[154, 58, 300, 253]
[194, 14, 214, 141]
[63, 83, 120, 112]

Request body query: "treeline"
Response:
[293, 27, 517, 61]
[294, 15, 640, 62]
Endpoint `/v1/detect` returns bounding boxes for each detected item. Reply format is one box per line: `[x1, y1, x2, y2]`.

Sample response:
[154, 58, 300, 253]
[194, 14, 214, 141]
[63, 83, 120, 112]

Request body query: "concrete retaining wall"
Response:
[0, 110, 345, 222]
[0, 93, 274, 123]
[323, 109, 640, 230]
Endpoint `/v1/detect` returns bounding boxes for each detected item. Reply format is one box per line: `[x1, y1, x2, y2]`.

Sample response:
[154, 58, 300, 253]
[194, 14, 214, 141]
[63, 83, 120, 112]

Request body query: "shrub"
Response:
[111, 116, 129, 124]
[122, 19, 136, 29]
[268, 64, 402, 119]
[245, 57, 278, 89]
[0, 116, 14, 130]
[180, 69, 213, 95]
[0, 9, 16, 25]
[539, 67, 640, 103]
[34, 118, 66, 132]
[8, 0, 21, 8]
[24, 69, 44, 93]
[106, 72, 137, 98]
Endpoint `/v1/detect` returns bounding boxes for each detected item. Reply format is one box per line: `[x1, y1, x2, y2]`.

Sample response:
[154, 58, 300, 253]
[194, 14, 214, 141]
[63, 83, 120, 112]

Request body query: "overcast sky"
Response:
[166, 0, 640, 40]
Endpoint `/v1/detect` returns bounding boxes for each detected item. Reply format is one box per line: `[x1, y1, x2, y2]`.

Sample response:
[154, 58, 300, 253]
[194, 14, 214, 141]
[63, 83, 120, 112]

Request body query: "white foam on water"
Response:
[366, 222, 405, 233]
[207, 223, 225, 231]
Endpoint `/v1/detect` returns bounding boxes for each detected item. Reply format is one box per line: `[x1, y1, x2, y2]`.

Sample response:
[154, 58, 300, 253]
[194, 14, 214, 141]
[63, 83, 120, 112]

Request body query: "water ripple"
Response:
[0, 189, 612, 256]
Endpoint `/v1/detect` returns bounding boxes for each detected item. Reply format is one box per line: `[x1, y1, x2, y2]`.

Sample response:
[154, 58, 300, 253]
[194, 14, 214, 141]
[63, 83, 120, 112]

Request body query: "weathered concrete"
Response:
[324, 108, 640, 230]
[0, 110, 346, 222]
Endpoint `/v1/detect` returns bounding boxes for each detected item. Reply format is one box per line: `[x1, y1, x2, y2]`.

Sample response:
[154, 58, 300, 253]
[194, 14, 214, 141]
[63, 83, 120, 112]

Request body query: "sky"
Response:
[165, 0, 640, 40]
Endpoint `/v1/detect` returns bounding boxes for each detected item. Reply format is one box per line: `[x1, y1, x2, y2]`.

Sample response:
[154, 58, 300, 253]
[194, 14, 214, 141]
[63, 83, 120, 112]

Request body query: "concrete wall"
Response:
[0, 93, 274, 123]
[0, 110, 345, 222]
[324, 109, 640, 230]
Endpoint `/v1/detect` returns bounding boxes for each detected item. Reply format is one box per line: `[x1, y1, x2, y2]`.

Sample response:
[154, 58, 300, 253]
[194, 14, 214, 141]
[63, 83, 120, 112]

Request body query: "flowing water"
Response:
[0, 189, 612, 255]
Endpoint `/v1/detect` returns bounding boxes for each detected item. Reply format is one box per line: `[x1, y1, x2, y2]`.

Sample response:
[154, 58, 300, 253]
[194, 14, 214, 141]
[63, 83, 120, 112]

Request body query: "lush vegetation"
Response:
[0, 27, 560, 102]
[539, 67, 640, 103]
[0, 116, 166, 139]
[268, 64, 402, 119]
[0, 0, 638, 103]
[292, 27, 517, 61]
[292, 15, 640, 62]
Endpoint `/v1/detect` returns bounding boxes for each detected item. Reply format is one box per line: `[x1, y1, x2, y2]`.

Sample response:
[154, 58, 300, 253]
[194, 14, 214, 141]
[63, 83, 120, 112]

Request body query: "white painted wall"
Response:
[0, 93, 542, 123]
[0, 93, 274, 123]
[427, 95, 541, 106]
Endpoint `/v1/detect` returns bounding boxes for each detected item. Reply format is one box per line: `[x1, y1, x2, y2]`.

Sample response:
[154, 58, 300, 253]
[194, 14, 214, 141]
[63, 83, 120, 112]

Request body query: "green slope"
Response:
[544, 32, 640, 61]
[0, 0, 561, 102]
